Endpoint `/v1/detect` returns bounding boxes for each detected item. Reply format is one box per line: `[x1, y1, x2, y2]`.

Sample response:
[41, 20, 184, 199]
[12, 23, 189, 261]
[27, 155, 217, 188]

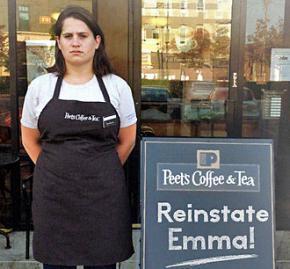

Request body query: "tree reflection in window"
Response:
[245, 18, 284, 82]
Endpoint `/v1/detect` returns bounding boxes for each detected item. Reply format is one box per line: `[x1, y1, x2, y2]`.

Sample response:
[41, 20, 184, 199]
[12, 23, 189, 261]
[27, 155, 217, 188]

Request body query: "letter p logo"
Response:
[197, 150, 220, 169]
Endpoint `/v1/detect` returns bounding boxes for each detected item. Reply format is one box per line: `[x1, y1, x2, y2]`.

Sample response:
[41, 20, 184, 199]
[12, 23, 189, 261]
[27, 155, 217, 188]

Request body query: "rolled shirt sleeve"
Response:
[20, 82, 39, 129]
[116, 78, 137, 128]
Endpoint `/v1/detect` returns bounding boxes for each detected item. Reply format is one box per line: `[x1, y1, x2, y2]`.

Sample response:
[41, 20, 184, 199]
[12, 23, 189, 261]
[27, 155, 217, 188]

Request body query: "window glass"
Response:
[197, 0, 204, 10]
[18, 5, 30, 31]
[243, 0, 285, 138]
[141, 0, 232, 137]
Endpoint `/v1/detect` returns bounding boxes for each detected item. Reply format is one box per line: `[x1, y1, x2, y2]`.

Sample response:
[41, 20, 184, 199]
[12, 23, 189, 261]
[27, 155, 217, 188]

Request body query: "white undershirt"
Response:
[21, 73, 137, 129]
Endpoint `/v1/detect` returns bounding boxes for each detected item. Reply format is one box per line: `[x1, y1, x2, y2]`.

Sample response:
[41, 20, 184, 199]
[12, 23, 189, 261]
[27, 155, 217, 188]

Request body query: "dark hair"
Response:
[47, 5, 114, 77]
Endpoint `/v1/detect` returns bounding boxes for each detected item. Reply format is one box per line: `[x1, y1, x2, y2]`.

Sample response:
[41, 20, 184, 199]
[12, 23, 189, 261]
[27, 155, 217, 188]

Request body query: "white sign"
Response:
[270, 48, 290, 81]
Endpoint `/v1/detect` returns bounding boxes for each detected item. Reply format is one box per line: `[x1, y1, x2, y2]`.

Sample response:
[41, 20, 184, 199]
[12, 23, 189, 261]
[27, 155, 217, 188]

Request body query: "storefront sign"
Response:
[141, 138, 274, 269]
[270, 48, 290, 81]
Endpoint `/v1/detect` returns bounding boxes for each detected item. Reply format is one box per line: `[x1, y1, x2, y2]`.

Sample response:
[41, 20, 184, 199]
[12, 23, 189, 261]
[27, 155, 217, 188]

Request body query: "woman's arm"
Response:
[116, 123, 137, 165]
[21, 125, 42, 164]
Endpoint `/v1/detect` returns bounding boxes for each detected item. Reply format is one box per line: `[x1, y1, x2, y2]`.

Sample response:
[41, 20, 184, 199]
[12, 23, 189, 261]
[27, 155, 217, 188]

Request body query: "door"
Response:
[230, 0, 290, 230]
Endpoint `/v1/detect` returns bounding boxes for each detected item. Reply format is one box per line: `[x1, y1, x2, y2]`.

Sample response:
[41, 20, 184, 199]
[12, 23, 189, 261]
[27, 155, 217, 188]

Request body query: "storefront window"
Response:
[0, 0, 10, 145]
[141, 0, 232, 137]
[243, 0, 285, 138]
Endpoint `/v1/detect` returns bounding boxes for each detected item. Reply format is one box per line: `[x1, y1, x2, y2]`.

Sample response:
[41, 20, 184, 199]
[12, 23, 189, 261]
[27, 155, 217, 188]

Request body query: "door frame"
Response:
[227, 0, 247, 137]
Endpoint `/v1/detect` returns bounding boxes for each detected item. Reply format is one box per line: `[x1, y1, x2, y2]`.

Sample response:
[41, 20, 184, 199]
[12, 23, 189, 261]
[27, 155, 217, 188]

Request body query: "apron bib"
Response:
[32, 76, 134, 266]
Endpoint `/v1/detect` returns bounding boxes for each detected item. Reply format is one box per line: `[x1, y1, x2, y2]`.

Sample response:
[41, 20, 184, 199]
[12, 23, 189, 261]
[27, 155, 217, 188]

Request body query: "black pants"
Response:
[43, 264, 116, 269]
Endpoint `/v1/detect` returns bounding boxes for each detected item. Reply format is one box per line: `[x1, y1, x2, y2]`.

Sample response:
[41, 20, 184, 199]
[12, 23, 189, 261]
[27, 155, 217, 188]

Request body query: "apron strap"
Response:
[97, 76, 111, 103]
[53, 76, 63, 99]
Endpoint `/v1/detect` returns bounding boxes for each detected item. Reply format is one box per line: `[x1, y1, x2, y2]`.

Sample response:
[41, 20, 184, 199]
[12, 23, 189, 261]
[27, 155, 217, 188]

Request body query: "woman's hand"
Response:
[116, 123, 137, 165]
[21, 125, 42, 164]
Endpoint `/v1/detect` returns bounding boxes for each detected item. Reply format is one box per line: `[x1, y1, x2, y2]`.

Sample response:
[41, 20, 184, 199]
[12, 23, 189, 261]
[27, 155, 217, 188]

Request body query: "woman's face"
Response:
[56, 17, 101, 68]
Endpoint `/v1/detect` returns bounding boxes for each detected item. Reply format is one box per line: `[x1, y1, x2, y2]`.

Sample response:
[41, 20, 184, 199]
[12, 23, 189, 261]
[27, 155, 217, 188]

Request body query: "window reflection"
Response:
[243, 0, 285, 138]
[141, 0, 232, 137]
[18, 5, 30, 31]
[244, 1, 284, 83]
[197, 0, 204, 11]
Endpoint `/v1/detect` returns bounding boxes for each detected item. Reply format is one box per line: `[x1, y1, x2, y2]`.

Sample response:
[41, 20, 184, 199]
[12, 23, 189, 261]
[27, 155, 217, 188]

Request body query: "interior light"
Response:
[51, 12, 60, 21]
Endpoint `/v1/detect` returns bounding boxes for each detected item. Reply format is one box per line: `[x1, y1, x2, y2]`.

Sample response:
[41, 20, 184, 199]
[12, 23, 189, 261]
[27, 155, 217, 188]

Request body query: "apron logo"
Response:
[64, 112, 100, 122]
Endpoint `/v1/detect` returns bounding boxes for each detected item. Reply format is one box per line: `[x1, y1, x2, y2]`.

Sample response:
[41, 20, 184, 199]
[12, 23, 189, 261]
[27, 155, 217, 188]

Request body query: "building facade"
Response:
[1, 0, 290, 233]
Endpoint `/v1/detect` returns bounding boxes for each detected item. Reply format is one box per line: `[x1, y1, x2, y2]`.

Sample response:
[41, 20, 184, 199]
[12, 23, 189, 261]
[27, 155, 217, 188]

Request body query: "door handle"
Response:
[232, 72, 238, 88]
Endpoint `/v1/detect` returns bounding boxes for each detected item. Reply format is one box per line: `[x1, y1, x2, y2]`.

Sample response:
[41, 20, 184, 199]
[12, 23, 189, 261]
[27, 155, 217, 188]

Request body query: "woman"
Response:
[21, 5, 137, 269]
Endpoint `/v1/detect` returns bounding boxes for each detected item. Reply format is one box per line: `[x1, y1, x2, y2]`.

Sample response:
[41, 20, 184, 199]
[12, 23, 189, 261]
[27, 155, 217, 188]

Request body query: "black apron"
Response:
[32, 76, 134, 266]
